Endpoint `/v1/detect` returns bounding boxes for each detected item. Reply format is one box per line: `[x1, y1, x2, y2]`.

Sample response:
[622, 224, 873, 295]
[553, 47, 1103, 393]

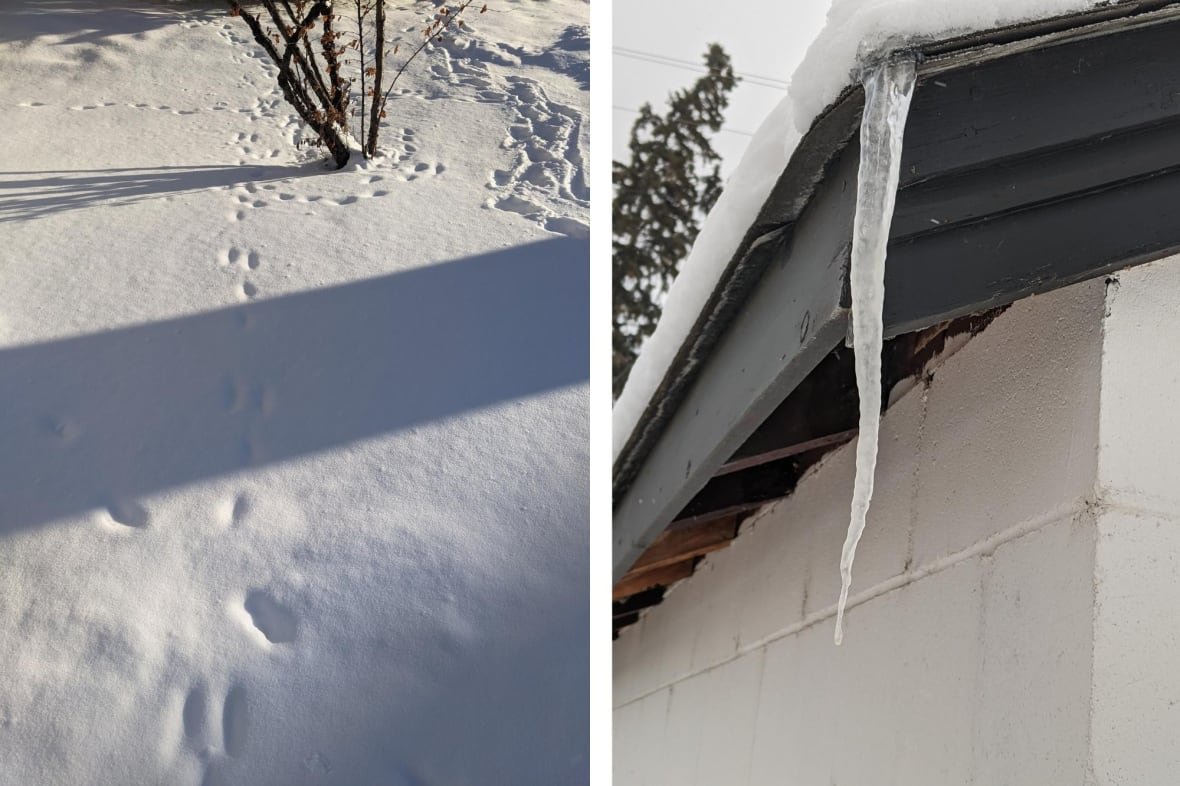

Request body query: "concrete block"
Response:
[913, 278, 1103, 565]
[799, 385, 924, 617]
[975, 512, 1095, 784]
[656, 671, 712, 786]
[1098, 254, 1180, 510]
[1090, 505, 1180, 783]
[751, 557, 982, 784]
[697, 651, 766, 785]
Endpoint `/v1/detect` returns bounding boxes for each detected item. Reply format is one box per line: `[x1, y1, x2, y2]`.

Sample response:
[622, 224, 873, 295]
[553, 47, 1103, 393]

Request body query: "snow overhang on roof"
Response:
[613, 0, 1180, 603]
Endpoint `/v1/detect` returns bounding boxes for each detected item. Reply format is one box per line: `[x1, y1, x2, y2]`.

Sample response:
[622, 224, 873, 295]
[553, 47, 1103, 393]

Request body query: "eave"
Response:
[613, 0, 1180, 618]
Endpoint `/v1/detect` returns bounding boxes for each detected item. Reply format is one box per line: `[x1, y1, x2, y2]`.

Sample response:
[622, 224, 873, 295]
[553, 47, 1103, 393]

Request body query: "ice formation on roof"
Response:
[835, 55, 916, 646]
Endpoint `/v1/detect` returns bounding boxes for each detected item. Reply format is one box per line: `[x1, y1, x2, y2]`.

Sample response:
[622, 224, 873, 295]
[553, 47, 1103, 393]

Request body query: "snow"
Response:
[610, 94, 801, 458]
[613, 0, 1114, 459]
[834, 56, 915, 646]
[0, 2, 587, 784]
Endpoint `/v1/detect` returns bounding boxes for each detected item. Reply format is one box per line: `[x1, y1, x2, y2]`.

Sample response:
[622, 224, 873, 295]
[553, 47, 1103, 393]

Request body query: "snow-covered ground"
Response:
[0, 2, 588, 784]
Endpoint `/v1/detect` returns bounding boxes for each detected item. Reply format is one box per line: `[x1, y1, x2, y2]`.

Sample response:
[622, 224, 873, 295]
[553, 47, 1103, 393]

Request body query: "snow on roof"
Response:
[613, 0, 1114, 461]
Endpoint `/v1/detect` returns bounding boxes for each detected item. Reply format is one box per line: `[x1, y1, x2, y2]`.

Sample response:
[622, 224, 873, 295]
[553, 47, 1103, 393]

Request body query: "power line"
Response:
[615, 46, 790, 87]
[615, 49, 790, 91]
[613, 46, 790, 91]
[612, 105, 755, 137]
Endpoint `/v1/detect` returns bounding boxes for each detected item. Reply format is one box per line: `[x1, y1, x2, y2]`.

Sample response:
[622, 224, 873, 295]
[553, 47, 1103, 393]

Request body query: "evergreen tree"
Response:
[612, 44, 738, 398]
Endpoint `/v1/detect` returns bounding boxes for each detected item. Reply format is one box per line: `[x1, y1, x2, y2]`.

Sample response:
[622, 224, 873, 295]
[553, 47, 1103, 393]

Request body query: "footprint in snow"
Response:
[106, 498, 149, 528]
[40, 414, 80, 443]
[544, 215, 589, 239]
[230, 494, 251, 527]
[183, 682, 250, 774]
[219, 246, 260, 268]
[182, 684, 209, 747]
[222, 685, 249, 758]
[243, 590, 297, 644]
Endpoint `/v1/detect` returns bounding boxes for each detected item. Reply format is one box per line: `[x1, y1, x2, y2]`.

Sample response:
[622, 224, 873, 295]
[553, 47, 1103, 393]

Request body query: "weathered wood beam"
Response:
[716, 314, 996, 479]
[612, 585, 670, 617]
[629, 516, 738, 573]
[682, 312, 1000, 525]
[612, 562, 695, 602]
[716, 346, 857, 477]
[716, 429, 858, 477]
[673, 449, 828, 527]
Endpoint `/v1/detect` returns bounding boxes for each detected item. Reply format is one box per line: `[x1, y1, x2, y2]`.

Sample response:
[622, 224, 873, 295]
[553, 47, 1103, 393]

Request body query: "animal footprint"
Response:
[487, 74, 588, 223]
[182, 685, 209, 747]
[41, 414, 80, 442]
[243, 590, 297, 644]
[231, 494, 251, 527]
[495, 194, 543, 218]
[220, 376, 246, 413]
[222, 685, 249, 758]
[545, 216, 589, 239]
[107, 498, 149, 528]
[221, 248, 260, 271]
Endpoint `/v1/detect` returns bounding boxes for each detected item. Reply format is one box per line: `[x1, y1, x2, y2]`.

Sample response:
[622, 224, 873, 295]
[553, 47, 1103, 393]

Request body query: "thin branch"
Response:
[355, 0, 366, 152]
[264, 0, 336, 119]
[282, 0, 335, 110]
[320, 8, 348, 120]
[365, 0, 386, 157]
[228, 0, 351, 167]
[373, 1, 480, 126]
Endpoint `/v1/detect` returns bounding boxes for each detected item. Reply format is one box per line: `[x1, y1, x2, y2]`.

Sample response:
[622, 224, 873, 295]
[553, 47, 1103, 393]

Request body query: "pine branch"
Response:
[611, 44, 738, 397]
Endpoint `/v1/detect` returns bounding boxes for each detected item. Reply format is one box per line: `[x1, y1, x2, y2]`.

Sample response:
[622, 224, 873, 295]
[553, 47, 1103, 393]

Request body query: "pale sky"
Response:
[612, 1, 832, 177]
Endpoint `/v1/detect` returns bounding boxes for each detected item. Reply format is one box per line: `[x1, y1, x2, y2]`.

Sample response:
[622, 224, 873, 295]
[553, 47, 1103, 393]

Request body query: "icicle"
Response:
[834, 56, 916, 646]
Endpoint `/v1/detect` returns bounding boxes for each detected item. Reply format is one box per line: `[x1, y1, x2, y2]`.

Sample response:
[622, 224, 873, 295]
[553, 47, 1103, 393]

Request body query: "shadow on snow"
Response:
[0, 0, 224, 48]
[0, 236, 588, 533]
[0, 164, 320, 223]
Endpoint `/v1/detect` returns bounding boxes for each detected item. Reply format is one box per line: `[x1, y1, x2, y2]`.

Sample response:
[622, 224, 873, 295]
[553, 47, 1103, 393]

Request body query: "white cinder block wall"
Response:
[613, 258, 1176, 784]
[1091, 259, 1180, 783]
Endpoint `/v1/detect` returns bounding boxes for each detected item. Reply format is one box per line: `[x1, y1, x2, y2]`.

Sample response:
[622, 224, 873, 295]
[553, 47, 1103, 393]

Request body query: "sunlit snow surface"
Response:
[0, 2, 588, 784]
[835, 57, 915, 646]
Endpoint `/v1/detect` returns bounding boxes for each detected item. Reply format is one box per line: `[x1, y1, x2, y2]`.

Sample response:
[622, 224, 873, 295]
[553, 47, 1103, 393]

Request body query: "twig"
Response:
[365, 0, 386, 157]
[355, 0, 367, 153]
[229, 0, 351, 167]
[372, 1, 481, 136]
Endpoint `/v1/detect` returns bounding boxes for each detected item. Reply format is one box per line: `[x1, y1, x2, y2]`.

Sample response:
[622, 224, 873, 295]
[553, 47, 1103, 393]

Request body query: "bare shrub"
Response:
[228, 0, 485, 168]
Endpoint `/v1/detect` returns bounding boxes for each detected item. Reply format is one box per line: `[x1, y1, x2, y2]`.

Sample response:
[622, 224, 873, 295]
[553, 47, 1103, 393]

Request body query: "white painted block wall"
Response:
[1091, 259, 1180, 783]
[613, 260, 1173, 783]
